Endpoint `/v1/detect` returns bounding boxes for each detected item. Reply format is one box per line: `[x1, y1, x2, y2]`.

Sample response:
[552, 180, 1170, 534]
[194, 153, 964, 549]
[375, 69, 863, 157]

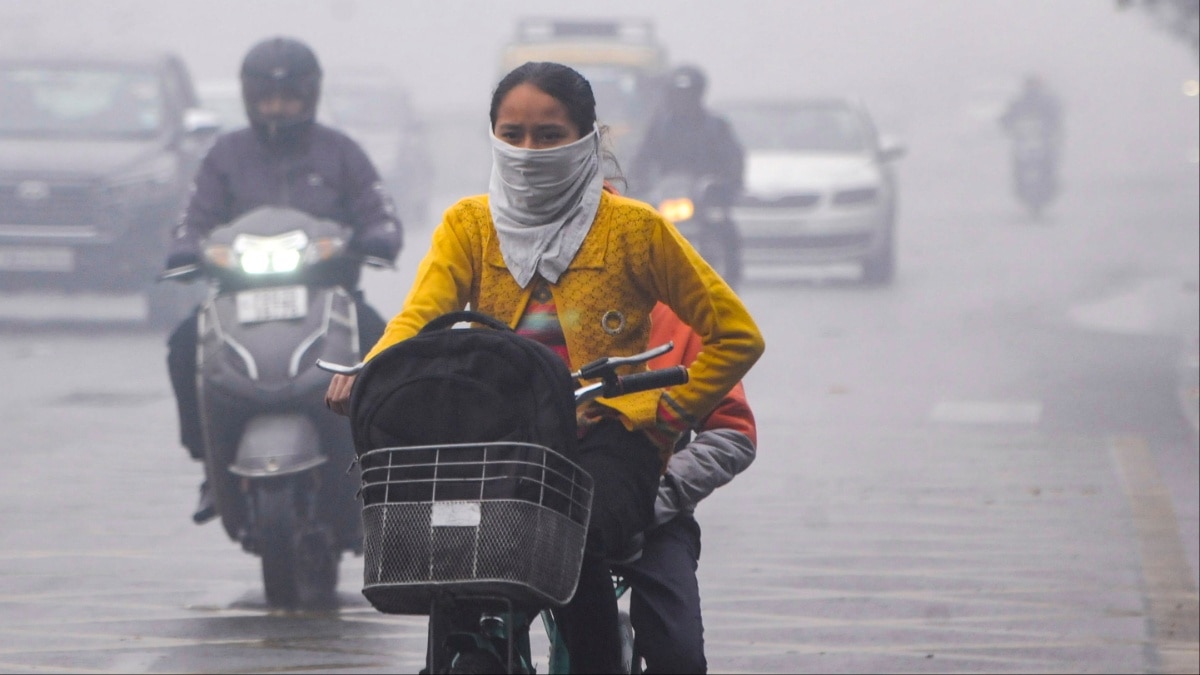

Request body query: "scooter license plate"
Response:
[235, 285, 308, 323]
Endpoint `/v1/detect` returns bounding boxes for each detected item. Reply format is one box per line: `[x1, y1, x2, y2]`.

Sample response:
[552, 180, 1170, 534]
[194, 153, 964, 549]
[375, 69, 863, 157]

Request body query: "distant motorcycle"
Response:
[1006, 117, 1059, 218]
[162, 206, 379, 608]
[643, 172, 744, 289]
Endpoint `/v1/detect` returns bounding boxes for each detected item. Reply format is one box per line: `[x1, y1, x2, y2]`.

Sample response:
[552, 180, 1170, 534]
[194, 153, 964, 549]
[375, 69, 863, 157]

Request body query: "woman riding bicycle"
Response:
[326, 61, 764, 673]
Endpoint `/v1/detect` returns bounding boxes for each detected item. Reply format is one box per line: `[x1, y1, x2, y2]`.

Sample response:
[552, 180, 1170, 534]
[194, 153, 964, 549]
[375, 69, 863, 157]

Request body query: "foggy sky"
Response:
[2, 0, 1197, 173]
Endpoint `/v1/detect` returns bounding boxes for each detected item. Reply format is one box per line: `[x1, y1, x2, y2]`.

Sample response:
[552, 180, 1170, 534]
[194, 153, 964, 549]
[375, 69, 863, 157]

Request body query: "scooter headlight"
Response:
[232, 230, 310, 275]
[658, 198, 695, 223]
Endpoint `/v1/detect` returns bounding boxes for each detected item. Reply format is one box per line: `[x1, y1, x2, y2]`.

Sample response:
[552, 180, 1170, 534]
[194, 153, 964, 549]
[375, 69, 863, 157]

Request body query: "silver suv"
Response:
[0, 51, 218, 324]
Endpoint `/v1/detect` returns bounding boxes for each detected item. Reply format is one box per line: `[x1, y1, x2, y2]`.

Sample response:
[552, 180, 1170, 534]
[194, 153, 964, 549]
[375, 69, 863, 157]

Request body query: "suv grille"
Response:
[0, 180, 118, 241]
[0, 181, 95, 226]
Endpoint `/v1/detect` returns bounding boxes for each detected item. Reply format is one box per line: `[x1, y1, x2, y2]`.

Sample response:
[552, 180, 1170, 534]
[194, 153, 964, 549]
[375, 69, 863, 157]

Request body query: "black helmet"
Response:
[665, 64, 707, 115]
[669, 64, 708, 97]
[240, 37, 322, 144]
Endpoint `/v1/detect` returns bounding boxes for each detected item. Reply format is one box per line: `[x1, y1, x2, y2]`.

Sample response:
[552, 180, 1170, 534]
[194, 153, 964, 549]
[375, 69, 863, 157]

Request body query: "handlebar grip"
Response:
[361, 255, 396, 270]
[158, 264, 200, 282]
[609, 366, 689, 397]
[316, 359, 364, 376]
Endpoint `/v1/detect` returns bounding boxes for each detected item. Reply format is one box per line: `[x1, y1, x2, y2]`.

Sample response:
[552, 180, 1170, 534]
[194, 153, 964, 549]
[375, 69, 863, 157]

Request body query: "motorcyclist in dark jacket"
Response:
[998, 74, 1064, 211]
[165, 36, 403, 523]
[628, 64, 745, 205]
[999, 74, 1063, 141]
[999, 74, 1064, 168]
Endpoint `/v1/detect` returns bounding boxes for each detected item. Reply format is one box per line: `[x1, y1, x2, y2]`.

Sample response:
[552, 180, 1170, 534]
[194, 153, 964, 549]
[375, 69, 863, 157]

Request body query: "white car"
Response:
[722, 98, 905, 284]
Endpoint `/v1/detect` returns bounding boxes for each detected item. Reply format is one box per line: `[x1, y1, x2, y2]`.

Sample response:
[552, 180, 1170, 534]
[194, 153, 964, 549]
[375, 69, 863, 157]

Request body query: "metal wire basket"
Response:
[357, 442, 594, 615]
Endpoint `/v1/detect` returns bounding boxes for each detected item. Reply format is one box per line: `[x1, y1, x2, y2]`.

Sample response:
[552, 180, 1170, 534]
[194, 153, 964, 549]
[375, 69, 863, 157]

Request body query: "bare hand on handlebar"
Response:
[325, 373, 356, 416]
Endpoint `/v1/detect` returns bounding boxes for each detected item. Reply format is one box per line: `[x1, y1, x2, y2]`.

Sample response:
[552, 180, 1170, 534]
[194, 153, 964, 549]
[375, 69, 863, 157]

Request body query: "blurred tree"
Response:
[1117, 0, 1200, 59]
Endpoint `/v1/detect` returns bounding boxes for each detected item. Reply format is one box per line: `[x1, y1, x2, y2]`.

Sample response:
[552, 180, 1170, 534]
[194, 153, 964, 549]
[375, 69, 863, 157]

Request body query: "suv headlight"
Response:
[204, 229, 347, 275]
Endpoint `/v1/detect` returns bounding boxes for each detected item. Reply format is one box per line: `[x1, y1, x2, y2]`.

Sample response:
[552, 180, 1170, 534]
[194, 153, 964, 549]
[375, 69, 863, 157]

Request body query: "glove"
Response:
[164, 231, 202, 270]
[349, 220, 402, 263]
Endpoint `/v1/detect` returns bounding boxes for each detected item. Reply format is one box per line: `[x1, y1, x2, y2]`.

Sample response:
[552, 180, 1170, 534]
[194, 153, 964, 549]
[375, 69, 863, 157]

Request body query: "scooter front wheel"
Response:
[257, 482, 300, 607]
[255, 481, 340, 609]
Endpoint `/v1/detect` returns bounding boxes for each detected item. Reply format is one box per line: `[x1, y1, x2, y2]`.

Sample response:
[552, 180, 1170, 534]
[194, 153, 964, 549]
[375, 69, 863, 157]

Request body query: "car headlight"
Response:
[658, 198, 695, 223]
[203, 230, 347, 274]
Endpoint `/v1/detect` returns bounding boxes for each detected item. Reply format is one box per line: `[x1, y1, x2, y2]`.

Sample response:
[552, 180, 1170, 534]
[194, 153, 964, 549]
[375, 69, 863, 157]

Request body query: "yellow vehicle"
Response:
[501, 18, 668, 165]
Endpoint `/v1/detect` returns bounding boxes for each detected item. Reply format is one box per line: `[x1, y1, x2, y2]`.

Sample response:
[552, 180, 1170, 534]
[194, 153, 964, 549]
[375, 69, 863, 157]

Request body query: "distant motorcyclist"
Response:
[165, 36, 402, 524]
[999, 74, 1063, 142]
[999, 74, 1064, 214]
[629, 64, 745, 205]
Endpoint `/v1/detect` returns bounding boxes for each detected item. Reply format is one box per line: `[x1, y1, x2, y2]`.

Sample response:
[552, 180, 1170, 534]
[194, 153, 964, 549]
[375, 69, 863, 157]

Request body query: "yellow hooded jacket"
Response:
[365, 190, 765, 432]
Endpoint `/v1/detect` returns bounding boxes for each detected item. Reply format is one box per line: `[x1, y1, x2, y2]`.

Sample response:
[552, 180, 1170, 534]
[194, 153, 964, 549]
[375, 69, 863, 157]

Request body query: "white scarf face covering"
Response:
[488, 124, 604, 288]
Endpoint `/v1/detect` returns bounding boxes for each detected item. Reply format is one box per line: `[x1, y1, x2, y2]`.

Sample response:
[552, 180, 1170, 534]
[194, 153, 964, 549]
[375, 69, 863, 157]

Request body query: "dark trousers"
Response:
[166, 290, 387, 458]
[553, 419, 662, 674]
[615, 515, 706, 674]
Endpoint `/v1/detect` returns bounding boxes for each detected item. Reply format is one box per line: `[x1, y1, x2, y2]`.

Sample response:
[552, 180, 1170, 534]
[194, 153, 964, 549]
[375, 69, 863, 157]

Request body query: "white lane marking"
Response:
[930, 400, 1043, 424]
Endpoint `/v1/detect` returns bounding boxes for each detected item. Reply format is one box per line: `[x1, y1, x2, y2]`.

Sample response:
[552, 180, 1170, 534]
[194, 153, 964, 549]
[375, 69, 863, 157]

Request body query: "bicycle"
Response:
[320, 339, 686, 673]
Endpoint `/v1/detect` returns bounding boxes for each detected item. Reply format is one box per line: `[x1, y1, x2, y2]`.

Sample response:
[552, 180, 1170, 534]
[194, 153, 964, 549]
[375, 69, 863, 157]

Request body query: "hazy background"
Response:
[1, 4, 1198, 671]
[2, 0, 1197, 188]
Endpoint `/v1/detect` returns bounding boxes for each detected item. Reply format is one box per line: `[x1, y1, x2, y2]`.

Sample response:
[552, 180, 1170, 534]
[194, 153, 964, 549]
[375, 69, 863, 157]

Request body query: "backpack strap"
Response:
[420, 310, 513, 334]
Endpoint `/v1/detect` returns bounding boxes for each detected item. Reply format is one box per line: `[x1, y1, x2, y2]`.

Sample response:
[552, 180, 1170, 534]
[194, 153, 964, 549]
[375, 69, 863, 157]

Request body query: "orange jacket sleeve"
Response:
[648, 303, 757, 445]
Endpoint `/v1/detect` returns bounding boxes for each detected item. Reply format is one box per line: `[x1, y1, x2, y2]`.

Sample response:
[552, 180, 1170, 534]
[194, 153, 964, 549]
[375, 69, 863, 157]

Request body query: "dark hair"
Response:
[490, 61, 596, 137]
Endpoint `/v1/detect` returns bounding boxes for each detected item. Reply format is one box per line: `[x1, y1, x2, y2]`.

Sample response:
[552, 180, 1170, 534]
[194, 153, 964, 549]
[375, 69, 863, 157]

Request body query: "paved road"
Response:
[688, 138, 1199, 673]
[0, 129, 1196, 673]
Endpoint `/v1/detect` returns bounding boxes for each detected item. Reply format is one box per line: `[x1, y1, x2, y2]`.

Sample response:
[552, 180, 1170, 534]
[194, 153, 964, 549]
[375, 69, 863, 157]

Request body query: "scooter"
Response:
[163, 206, 374, 608]
[643, 172, 744, 290]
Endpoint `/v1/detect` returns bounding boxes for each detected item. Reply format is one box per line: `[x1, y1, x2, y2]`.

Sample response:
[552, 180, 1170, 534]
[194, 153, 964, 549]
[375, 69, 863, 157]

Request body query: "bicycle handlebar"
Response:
[574, 365, 689, 406]
[573, 342, 674, 380]
[320, 349, 687, 410]
[614, 366, 689, 394]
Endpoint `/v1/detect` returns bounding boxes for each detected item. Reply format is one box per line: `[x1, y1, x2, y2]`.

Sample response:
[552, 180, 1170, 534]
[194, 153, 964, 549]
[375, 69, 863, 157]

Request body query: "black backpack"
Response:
[349, 310, 578, 460]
